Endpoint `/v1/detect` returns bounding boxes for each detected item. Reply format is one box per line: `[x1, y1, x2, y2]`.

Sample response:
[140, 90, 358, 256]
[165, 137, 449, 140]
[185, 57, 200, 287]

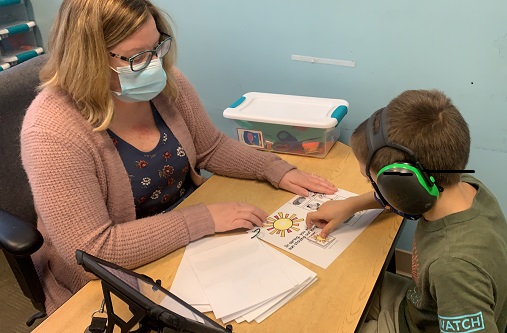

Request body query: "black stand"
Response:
[76, 250, 232, 333]
[101, 280, 156, 333]
[100, 280, 233, 333]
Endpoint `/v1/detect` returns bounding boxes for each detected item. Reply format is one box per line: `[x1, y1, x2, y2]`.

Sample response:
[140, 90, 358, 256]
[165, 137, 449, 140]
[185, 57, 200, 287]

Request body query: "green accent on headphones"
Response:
[378, 163, 440, 198]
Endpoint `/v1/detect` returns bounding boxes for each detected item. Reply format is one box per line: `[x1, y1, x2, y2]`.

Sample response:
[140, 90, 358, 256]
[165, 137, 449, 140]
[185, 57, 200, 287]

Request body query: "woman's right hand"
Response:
[207, 202, 268, 232]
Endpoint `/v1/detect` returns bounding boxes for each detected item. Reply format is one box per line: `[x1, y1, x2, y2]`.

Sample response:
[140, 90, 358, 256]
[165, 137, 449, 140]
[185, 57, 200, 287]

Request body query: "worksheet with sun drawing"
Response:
[253, 189, 383, 269]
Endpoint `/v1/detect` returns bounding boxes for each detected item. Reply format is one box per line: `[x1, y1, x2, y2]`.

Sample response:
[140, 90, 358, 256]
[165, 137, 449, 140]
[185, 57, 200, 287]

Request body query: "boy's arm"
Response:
[430, 258, 498, 333]
[306, 191, 383, 238]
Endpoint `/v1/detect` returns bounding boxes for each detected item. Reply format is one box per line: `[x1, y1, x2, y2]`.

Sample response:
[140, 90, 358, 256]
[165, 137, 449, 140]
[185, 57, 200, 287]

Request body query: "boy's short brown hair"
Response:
[350, 90, 470, 187]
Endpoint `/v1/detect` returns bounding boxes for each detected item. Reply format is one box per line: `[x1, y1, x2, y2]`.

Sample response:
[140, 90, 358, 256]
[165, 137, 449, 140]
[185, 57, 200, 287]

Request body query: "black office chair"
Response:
[0, 55, 48, 326]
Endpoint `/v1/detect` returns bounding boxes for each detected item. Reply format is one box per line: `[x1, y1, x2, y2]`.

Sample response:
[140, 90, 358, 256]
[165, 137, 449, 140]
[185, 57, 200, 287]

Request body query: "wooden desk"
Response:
[32, 142, 403, 333]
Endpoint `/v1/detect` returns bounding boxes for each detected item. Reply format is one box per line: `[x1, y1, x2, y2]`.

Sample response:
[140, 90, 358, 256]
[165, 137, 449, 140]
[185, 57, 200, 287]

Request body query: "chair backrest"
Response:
[0, 55, 47, 224]
[0, 55, 48, 325]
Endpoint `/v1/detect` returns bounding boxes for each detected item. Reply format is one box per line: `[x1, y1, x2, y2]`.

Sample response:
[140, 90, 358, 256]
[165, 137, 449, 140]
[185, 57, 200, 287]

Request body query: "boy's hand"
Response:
[306, 191, 383, 238]
[306, 200, 356, 238]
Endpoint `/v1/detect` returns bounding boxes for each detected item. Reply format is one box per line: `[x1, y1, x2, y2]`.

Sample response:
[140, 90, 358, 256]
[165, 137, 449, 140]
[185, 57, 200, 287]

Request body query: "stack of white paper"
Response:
[170, 234, 317, 324]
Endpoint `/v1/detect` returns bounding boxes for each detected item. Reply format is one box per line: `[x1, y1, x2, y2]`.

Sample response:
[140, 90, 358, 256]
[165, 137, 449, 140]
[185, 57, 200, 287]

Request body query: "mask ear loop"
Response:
[109, 66, 122, 95]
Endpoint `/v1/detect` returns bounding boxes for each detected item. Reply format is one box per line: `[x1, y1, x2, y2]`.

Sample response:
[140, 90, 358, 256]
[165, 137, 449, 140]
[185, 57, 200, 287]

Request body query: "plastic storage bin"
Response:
[223, 92, 348, 158]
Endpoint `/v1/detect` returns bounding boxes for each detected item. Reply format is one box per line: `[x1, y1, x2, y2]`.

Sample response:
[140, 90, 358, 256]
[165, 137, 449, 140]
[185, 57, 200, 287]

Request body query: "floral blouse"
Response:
[107, 104, 195, 218]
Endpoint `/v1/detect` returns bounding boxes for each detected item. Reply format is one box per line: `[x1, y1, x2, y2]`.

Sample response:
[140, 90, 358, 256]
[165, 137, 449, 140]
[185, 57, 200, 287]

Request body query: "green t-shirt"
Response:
[399, 176, 507, 333]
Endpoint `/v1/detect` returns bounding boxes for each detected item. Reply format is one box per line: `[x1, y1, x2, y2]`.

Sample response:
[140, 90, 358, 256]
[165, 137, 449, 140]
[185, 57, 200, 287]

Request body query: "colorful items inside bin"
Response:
[223, 92, 348, 158]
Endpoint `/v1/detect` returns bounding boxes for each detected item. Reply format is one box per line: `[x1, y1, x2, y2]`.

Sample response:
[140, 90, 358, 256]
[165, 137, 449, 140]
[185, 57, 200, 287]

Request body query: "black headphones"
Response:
[364, 108, 441, 215]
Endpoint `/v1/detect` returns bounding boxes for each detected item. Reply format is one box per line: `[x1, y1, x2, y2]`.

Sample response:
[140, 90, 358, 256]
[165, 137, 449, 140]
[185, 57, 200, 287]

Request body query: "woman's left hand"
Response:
[279, 169, 337, 196]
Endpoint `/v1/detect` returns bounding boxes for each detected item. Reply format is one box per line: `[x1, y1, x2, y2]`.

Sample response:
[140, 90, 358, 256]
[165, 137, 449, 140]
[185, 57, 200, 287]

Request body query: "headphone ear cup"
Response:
[376, 164, 438, 215]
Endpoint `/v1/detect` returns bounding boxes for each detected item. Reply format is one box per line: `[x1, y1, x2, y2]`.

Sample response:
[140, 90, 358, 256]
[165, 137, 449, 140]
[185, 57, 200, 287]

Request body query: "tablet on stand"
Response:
[76, 250, 232, 333]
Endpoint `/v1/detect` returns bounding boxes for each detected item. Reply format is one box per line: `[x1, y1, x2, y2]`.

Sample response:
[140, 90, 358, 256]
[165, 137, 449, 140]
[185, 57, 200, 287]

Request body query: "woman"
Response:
[21, 0, 336, 314]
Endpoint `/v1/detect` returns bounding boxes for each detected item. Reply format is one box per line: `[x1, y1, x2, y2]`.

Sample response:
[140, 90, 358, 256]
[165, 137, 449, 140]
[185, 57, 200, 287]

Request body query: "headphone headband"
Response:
[365, 108, 419, 179]
[364, 107, 439, 216]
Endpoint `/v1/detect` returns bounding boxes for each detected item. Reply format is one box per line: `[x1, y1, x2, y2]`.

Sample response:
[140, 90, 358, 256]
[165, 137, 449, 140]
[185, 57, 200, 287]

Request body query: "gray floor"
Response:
[0, 251, 42, 332]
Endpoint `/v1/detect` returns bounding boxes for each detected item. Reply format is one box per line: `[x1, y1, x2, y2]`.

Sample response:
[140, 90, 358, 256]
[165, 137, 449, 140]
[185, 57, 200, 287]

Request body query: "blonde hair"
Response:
[39, 0, 178, 131]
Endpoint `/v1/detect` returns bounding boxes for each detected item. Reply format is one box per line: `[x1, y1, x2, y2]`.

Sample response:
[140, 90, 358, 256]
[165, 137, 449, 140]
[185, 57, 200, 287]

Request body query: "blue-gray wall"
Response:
[32, 0, 507, 251]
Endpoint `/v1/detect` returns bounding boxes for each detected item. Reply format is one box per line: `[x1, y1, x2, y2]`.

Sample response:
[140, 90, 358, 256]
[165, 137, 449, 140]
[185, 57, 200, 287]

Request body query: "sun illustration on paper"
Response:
[264, 212, 304, 237]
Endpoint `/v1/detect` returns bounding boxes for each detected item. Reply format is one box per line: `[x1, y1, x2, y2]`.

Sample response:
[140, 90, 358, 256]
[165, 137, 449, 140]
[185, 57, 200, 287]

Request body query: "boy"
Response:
[307, 90, 507, 332]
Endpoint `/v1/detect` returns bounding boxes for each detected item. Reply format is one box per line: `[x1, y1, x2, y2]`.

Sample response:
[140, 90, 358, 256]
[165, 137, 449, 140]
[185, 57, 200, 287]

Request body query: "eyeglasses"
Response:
[109, 33, 172, 72]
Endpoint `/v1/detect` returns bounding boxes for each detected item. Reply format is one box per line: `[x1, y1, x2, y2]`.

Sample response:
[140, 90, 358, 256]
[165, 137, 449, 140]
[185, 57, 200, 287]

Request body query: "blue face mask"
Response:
[111, 59, 167, 103]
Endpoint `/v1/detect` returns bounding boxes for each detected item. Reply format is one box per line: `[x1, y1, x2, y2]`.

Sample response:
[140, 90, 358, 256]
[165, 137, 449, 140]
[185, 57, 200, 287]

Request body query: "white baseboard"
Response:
[395, 248, 412, 278]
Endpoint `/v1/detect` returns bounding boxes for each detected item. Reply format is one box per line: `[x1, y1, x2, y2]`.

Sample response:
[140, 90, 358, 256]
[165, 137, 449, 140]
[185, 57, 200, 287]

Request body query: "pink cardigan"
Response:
[21, 68, 295, 314]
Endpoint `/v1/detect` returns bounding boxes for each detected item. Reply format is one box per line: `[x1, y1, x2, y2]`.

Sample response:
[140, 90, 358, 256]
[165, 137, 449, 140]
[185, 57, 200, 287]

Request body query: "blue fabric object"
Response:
[111, 59, 167, 103]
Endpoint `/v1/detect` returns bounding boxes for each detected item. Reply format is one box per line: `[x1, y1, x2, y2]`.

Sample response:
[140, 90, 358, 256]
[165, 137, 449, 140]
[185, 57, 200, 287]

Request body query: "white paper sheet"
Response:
[170, 235, 245, 308]
[254, 189, 383, 269]
[254, 276, 317, 323]
[220, 293, 281, 324]
[171, 234, 317, 324]
[193, 304, 213, 313]
[187, 235, 297, 320]
[241, 242, 317, 322]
